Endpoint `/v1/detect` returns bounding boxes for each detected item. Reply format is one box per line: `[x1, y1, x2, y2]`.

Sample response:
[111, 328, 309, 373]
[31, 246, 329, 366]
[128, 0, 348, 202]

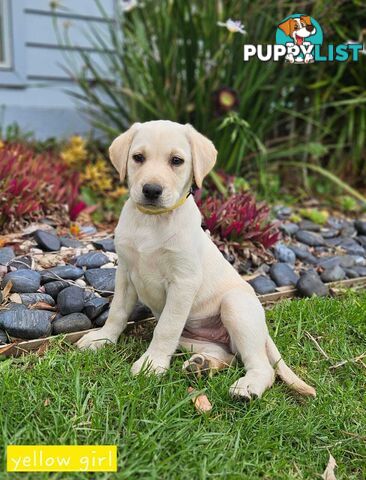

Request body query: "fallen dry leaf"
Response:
[322, 454, 337, 480]
[9, 293, 21, 304]
[188, 387, 212, 414]
[0, 343, 15, 355]
[37, 254, 67, 269]
[35, 341, 50, 357]
[29, 302, 56, 311]
[2, 281, 13, 302]
[43, 398, 51, 406]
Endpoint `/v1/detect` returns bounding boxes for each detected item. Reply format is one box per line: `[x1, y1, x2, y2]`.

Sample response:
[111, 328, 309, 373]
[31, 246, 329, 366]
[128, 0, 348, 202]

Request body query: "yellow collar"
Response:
[136, 187, 192, 215]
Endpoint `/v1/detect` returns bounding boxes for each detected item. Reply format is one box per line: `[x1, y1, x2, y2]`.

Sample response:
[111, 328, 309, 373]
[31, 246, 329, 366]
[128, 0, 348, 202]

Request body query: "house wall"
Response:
[0, 0, 116, 139]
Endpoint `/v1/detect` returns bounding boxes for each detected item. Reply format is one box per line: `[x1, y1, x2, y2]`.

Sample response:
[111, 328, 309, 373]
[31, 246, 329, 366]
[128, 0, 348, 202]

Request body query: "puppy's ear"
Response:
[300, 15, 312, 26]
[186, 124, 217, 188]
[278, 19, 292, 36]
[109, 123, 141, 181]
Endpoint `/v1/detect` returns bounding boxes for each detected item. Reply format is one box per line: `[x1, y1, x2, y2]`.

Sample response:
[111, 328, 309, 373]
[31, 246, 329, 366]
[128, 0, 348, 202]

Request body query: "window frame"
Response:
[0, 0, 26, 87]
[0, 0, 12, 69]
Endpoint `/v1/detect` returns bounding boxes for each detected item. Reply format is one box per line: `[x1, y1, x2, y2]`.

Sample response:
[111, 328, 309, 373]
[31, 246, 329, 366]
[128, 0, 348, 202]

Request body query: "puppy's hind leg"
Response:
[221, 288, 275, 400]
[180, 338, 236, 377]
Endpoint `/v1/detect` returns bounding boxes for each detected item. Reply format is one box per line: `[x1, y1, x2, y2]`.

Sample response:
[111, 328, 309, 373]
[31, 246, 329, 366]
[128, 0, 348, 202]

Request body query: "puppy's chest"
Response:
[117, 233, 176, 309]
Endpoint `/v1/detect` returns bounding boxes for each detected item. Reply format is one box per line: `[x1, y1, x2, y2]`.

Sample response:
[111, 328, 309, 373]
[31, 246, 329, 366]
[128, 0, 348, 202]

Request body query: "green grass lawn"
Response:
[1, 292, 365, 479]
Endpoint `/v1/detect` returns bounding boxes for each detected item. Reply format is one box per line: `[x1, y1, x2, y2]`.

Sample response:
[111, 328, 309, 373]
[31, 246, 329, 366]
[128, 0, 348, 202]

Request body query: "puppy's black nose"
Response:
[306, 25, 314, 32]
[142, 183, 163, 200]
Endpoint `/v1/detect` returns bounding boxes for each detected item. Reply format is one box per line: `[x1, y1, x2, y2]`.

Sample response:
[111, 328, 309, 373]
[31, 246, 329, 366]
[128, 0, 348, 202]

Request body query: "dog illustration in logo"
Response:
[278, 16, 316, 63]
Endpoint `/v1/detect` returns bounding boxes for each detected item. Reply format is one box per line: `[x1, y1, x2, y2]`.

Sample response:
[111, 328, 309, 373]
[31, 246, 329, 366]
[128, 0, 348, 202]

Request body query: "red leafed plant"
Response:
[0, 142, 85, 230]
[196, 191, 280, 249]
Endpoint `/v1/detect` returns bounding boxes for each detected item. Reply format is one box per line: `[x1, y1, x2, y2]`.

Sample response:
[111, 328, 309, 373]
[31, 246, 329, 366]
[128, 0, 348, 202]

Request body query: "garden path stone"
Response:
[94, 309, 109, 327]
[4, 303, 27, 311]
[75, 252, 109, 269]
[280, 223, 299, 236]
[344, 268, 359, 279]
[354, 266, 366, 276]
[355, 220, 366, 235]
[33, 230, 61, 251]
[44, 280, 71, 299]
[269, 263, 299, 287]
[339, 239, 365, 256]
[356, 236, 366, 247]
[57, 286, 85, 315]
[0, 247, 15, 266]
[248, 276, 277, 294]
[0, 329, 8, 344]
[320, 266, 346, 283]
[325, 237, 344, 247]
[0, 310, 52, 339]
[274, 206, 292, 218]
[340, 224, 357, 238]
[129, 302, 153, 322]
[299, 220, 321, 232]
[327, 217, 344, 230]
[1, 270, 41, 293]
[351, 255, 366, 266]
[52, 313, 92, 335]
[85, 268, 116, 294]
[321, 229, 339, 239]
[8, 255, 32, 270]
[40, 265, 84, 283]
[92, 238, 116, 252]
[60, 237, 83, 248]
[289, 245, 318, 264]
[273, 244, 296, 264]
[317, 255, 355, 269]
[297, 271, 328, 297]
[84, 297, 109, 320]
[19, 293, 55, 307]
[295, 230, 325, 247]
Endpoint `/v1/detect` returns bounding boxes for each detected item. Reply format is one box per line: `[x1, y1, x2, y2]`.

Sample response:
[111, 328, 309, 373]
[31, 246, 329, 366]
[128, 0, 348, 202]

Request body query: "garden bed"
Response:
[1, 210, 366, 354]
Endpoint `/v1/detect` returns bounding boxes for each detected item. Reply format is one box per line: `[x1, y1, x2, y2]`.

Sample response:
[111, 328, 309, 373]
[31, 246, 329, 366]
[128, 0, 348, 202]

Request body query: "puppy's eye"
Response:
[294, 25, 299, 30]
[170, 156, 184, 166]
[132, 153, 145, 163]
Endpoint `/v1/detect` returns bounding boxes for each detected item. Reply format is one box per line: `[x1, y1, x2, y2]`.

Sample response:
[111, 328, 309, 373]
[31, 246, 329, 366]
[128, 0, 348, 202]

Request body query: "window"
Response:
[0, 0, 11, 68]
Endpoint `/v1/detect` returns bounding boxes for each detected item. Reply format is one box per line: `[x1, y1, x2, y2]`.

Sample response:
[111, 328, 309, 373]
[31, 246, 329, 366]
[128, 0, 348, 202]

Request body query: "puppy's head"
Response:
[278, 16, 316, 44]
[109, 120, 217, 210]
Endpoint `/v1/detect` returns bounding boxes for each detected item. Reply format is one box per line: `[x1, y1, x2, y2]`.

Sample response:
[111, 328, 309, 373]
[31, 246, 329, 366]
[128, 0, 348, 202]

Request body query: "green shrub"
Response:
[59, 0, 366, 195]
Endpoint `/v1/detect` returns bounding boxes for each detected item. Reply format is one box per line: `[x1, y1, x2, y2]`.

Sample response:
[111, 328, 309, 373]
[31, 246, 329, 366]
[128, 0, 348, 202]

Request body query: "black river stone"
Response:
[40, 265, 84, 283]
[52, 313, 92, 335]
[269, 263, 299, 287]
[0, 310, 52, 339]
[75, 252, 109, 269]
[57, 286, 85, 315]
[0, 247, 15, 266]
[84, 268, 116, 294]
[1, 270, 41, 293]
[296, 271, 328, 297]
[248, 276, 277, 295]
[33, 230, 61, 251]
[84, 297, 109, 320]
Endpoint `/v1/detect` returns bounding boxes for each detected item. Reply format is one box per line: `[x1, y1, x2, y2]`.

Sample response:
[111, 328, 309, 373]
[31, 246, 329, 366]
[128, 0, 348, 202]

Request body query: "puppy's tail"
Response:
[266, 336, 316, 397]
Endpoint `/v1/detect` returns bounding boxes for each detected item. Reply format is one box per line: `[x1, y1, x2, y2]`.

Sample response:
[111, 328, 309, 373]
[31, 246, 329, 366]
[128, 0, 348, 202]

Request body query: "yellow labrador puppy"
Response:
[77, 120, 316, 400]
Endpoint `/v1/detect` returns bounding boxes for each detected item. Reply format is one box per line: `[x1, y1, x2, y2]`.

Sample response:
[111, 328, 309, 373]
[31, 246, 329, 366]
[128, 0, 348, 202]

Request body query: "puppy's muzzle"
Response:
[142, 183, 163, 202]
[306, 25, 314, 32]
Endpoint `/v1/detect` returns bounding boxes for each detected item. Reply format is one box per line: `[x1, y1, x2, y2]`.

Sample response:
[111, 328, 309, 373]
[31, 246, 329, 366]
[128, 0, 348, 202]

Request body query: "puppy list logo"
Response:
[243, 13, 363, 63]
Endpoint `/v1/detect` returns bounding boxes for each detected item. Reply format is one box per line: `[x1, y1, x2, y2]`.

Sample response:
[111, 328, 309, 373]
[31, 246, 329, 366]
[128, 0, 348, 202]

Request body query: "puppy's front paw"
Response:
[76, 329, 118, 351]
[131, 353, 170, 376]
